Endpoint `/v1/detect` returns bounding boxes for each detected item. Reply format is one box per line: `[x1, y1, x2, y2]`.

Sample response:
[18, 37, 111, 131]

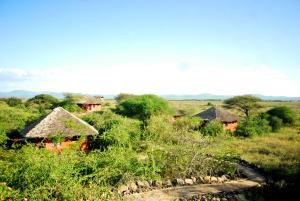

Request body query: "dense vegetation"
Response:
[0, 94, 299, 200]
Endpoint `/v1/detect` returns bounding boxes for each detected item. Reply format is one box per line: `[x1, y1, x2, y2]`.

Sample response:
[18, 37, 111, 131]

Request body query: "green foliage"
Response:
[207, 102, 213, 106]
[63, 93, 84, 104]
[59, 101, 83, 112]
[1, 97, 24, 108]
[235, 117, 271, 137]
[173, 116, 202, 131]
[0, 102, 40, 137]
[200, 120, 224, 136]
[0, 130, 8, 146]
[144, 115, 174, 142]
[224, 95, 262, 117]
[26, 94, 59, 113]
[116, 94, 174, 120]
[269, 116, 283, 132]
[84, 111, 142, 149]
[267, 106, 297, 125]
[115, 93, 136, 103]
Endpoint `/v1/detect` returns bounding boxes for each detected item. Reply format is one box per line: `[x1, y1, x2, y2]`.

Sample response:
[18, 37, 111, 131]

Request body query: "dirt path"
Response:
[126, 164, 266, 201]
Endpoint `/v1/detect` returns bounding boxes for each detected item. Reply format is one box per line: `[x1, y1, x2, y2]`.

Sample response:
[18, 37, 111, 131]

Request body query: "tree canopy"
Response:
[224, 95, 262, 117]
[116, 94, 174, 120]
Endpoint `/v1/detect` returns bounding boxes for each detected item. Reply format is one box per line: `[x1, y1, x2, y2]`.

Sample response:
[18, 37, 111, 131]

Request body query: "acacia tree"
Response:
[224, 95, 262, 117]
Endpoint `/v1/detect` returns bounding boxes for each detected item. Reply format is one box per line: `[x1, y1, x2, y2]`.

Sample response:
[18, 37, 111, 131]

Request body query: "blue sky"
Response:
[0, 0, 299, 96]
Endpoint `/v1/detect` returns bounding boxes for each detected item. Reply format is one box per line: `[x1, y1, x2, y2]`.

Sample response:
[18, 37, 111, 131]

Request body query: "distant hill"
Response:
[0, 90, 299, 101]
[0, 90, 65, 99]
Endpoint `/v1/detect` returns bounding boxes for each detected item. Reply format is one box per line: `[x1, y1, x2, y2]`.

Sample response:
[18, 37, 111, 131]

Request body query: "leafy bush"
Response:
[59, 101, 83, 112]
[0, 129, 8, 146]
[116, 94, 174, 120]
[1, 97, 24, 108]
[0, 102, 40, 138]
[200, 120, 224, 136]
[26, 94, 59, 112]
[173, 116, 202, 131]
[144, 115, 174, 142]
[84, 111, 142, 149]
[115, 93, 136, 103]
[235, 117, 271, 137]
[267, 106, 297, 125]
[269, 116, 283, 132]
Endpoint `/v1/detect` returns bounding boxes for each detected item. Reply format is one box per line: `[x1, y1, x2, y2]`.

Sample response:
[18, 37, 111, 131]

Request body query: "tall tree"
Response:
[224, 95, 262, 117]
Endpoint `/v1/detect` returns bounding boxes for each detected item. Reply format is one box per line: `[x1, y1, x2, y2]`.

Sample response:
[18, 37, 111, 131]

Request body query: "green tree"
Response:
[115, 93, 136, 103]
[63, 93, 84, 104]
[116, 94, 174, 120]
[200, 120, 224, 136]
[5, 97, 24, 108]
[224, 95, 262, 117]
[267, 106, 297, 125]
[26, 94, 59, 113]
[235, 117, 271, 137]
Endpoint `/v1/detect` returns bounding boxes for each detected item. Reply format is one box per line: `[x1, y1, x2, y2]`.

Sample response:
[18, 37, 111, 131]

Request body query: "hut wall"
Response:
[80, 104, 102, 112]
[44, 138, 90, 152]
[224, 122, 238, 131]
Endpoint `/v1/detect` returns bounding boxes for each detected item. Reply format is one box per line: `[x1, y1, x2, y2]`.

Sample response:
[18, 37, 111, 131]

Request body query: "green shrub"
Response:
[59, 101, 83, 113]
[269, 116, 283, 132]
[144, 115, 174, 142]
[115, 93, 136, 103]
[26, 94, 59, 113]
[0, 102, 40, 137]
[200, 120, 224, 136]
[235, 117, 271, 137]
[173, 116, 202, 131]
[2, 97, 24, 108]
[116, 94, 174, 120]
[84, 111, 142, 149]
[267, 106, 297, 125]
[0, 130, 8, 147]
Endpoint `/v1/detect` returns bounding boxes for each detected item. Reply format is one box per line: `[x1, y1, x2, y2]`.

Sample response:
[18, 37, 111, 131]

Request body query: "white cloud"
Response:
[0, 63, 299, 96]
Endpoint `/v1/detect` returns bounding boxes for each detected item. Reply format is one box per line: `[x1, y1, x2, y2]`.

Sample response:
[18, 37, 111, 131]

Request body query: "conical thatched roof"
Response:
[76, 95, 103, 104]
[22, 107, 98, 138]
[194, 107, 238, 122]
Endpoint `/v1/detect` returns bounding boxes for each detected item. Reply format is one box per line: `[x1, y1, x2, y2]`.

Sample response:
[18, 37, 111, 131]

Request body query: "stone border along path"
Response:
[125, 164, 266, 201]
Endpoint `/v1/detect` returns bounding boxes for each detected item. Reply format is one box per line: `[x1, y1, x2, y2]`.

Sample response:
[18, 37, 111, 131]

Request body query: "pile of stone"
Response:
[117, 175, 229, 195]
[178, 191, 247, 201]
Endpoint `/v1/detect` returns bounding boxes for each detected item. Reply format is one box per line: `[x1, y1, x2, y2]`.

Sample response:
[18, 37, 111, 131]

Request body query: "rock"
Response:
[163, 179, 172, 187]
[221, 175, 228, 181]
[172, 178, 185, 186]
[147, 179, 153, 186]
[136, 180, 144, 187]
[191, 176, 197, 183]
[143, 181, 150, 188]
[197, 176, 205, 183]
[210, 176, 218, 183]
[200, 196, 208, 201]
[117, 185, 128, 194]
[221, 198, 228, 201]
[128, 182, 138, 192]
[217, 177, 224, 183]
[184, 178, 193, 185]
[211, 197, 220, 201]
[153, 180, 162, 188]
[203, 176, 211, 183]
[136, 180, 150, 188]
[124, 190, 131, 195]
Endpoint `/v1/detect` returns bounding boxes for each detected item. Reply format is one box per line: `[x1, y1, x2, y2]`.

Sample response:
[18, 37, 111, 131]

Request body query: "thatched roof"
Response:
[194, 107, 238, 122]
[22, 107, 98, 138]
[76, 95, 103, 104]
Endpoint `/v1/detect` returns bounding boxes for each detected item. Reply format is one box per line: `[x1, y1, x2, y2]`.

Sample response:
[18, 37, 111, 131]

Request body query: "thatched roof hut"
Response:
[22, 107, 98, 138]
[75, 95, 103, 105]
[194, 107, 238, 123]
